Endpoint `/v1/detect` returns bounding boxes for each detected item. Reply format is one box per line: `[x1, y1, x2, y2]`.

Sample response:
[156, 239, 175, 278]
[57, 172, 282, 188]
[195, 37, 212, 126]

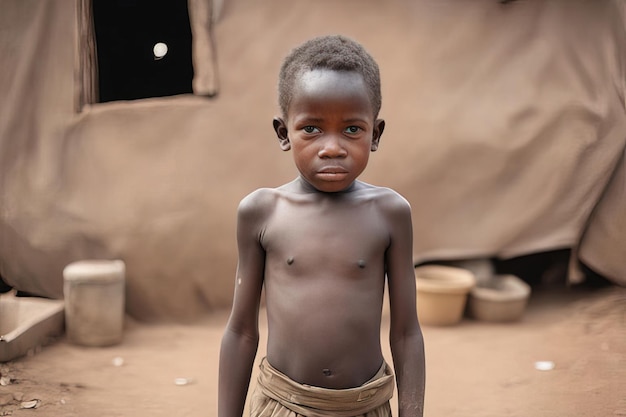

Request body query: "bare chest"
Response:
[261, 198, 389, 274]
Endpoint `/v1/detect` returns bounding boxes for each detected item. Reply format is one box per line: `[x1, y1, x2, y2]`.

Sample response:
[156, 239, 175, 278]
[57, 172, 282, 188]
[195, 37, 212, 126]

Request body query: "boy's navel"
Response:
[358, 260, 366, 268]
[286, 257, 294, 265]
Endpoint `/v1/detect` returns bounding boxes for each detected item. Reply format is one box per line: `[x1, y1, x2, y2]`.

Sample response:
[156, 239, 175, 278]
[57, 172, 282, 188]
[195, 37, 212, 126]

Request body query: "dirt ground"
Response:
[1, 1, 624, 415]
[1, 283, 624, 417]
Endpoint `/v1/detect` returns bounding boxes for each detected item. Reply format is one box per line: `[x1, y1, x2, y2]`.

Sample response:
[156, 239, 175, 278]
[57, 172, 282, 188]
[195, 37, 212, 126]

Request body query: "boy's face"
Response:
[274, 69, 384, 193]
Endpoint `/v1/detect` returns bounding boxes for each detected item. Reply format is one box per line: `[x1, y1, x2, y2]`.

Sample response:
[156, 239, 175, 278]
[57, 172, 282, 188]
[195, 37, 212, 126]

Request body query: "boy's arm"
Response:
[218, 192, 268, 417]
[385, 193, 425, 417]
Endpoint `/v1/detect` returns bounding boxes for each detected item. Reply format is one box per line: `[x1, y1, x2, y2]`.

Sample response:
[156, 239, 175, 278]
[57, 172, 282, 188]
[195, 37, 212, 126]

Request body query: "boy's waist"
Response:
[256, 357, 394, 416]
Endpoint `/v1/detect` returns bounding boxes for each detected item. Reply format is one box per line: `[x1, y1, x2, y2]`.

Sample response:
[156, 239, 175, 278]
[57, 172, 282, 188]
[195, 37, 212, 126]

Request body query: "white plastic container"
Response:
[63, 260, 126, 346]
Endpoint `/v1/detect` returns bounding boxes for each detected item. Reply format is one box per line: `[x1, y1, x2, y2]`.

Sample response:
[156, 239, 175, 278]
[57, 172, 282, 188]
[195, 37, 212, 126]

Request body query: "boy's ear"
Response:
[371, 119, 385, 152]
[273, 117, 291, 151]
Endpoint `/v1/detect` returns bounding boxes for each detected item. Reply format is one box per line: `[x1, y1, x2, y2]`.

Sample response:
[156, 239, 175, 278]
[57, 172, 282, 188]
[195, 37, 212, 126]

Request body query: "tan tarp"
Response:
[0, 0, 624, 320]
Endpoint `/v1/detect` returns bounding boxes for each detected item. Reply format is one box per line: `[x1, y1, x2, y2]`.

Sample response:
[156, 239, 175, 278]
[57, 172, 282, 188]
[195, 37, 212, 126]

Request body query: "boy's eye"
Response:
[345, 126, 361, 134]
[303, 126, 319, 134]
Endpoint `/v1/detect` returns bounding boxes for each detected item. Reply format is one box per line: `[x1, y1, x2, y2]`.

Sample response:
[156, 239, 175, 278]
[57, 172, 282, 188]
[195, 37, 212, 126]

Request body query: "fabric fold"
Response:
[251, 358, 394, 417]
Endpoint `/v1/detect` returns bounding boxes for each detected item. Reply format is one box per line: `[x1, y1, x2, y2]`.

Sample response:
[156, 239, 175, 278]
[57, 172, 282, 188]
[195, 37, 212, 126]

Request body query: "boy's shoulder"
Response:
[358, 182, 411, 209]
[238, 187, 280, 214]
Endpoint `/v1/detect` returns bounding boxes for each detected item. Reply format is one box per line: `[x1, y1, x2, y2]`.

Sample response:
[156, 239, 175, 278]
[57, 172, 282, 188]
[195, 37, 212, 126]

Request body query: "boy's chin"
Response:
[311, 180, 355, 193]
[297, 175, 357, 193]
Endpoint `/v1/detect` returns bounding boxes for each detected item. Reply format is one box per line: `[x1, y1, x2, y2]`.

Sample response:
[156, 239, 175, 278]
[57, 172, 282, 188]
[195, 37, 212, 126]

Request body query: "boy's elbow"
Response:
[390, 324, 424, 348]
[222, 324, 260, 349]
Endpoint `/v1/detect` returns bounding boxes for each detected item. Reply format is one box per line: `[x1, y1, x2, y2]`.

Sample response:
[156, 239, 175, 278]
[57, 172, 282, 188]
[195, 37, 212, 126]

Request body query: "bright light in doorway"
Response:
[153, 42, 168, 60]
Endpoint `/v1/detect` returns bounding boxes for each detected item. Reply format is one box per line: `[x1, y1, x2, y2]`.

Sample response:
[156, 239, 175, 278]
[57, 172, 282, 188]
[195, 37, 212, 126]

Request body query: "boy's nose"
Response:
[318, 135, 347, 158]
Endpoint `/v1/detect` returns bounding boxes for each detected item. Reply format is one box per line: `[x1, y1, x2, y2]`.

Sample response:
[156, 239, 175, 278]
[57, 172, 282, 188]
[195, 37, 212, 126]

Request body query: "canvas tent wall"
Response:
[0, 0, 624, 320]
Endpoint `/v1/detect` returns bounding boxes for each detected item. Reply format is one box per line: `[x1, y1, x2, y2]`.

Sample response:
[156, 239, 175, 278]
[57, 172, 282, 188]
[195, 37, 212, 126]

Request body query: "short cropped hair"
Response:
[278, 35, 382, 118]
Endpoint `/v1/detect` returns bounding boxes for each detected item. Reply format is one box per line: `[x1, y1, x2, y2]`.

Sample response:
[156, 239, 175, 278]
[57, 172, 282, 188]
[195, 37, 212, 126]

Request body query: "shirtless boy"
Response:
[218, 35, 425, 417]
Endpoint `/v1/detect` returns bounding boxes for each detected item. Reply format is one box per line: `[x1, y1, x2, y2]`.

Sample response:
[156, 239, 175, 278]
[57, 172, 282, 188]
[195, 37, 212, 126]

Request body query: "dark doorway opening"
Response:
[93, 0, 194, 102]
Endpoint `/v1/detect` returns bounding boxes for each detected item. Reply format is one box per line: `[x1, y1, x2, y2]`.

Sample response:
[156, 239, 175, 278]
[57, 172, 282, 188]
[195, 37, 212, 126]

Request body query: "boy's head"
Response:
[278, 35, 382, 119]
[273, 35, 385, 193]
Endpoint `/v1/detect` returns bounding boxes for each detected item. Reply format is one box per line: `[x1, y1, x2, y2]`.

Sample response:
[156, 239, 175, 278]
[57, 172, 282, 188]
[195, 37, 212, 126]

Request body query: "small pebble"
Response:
[21, 399, 40, 409]
[174, 377, 194, 386]
[534, 361, 555, 371]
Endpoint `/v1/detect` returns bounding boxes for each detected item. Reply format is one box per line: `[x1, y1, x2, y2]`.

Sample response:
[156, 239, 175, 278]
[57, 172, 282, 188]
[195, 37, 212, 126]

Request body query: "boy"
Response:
[218, 35, 425, 417]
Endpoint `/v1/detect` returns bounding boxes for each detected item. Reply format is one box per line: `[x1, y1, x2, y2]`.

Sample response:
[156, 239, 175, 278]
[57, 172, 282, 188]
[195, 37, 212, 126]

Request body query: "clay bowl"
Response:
[415, 265, 476, 326]
[467, 274, 531, 322]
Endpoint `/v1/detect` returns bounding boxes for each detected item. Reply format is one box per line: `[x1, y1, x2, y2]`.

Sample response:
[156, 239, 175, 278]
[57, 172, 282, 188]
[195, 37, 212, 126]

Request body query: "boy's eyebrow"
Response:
[294, 116, 370, 124]
[295, 116, 324, 123]
[342, 117, 369, 124]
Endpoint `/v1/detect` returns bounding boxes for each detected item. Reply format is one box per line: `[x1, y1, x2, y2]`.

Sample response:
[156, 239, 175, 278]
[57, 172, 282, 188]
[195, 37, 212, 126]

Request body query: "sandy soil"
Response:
[1, 284, 624, 417]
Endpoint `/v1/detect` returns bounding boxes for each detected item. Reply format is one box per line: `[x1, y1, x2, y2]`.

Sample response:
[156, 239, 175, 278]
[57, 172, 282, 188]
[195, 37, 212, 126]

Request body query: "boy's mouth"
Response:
[316, 167, 349, 181]
[318, 166, 348, 174]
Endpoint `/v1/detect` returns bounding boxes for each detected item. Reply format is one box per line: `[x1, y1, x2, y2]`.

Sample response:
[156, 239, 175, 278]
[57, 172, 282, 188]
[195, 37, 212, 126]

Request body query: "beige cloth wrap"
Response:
[250, 358, 394, 417]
